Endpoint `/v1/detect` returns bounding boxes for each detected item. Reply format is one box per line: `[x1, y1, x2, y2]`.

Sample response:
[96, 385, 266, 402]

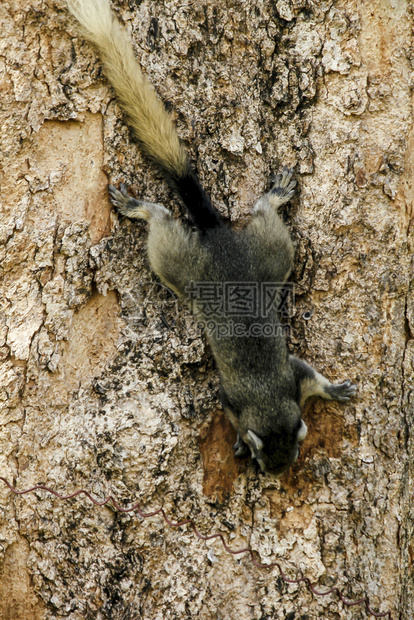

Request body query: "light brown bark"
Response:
[0, 0, 413, 618]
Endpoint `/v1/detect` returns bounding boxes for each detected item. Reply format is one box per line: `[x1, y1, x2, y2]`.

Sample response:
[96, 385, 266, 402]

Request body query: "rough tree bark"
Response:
[0, 0, 413, 618]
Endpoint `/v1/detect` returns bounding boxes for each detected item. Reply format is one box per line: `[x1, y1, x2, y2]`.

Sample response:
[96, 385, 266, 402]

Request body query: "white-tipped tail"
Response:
[66, 0, 189, 178]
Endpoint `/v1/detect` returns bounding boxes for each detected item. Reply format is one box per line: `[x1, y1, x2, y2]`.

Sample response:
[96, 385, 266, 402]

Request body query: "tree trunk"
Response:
[0, 0, 413, 618]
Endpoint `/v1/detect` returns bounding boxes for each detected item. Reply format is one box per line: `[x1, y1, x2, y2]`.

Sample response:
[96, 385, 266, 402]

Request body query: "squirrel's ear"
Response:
[297, 419, 308, 442]
[246, 430, 264, 452]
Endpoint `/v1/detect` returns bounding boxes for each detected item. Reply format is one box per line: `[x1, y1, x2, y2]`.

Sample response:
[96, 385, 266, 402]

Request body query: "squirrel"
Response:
[66, 0, 357, 477]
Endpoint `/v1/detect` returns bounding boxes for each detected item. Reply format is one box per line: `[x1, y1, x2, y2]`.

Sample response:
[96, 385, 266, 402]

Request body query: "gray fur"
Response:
[110, 173, 357, 477]
[67, 0, 357, 477]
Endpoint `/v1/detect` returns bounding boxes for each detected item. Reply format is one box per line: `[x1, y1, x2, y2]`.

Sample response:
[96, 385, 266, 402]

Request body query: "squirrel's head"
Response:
[221, 388, 308, 477]
[242, 416, 308, 477]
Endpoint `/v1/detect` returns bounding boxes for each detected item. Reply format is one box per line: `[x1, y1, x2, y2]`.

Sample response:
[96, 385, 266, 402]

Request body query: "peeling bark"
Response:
[0, 0, 413, 618]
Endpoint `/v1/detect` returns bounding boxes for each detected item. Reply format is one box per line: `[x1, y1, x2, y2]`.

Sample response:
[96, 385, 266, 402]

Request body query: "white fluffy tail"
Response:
[66, 0, 189, 178]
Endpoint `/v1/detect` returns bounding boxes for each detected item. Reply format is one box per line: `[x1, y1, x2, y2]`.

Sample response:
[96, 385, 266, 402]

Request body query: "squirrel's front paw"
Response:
[326, 380, 357, 402]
